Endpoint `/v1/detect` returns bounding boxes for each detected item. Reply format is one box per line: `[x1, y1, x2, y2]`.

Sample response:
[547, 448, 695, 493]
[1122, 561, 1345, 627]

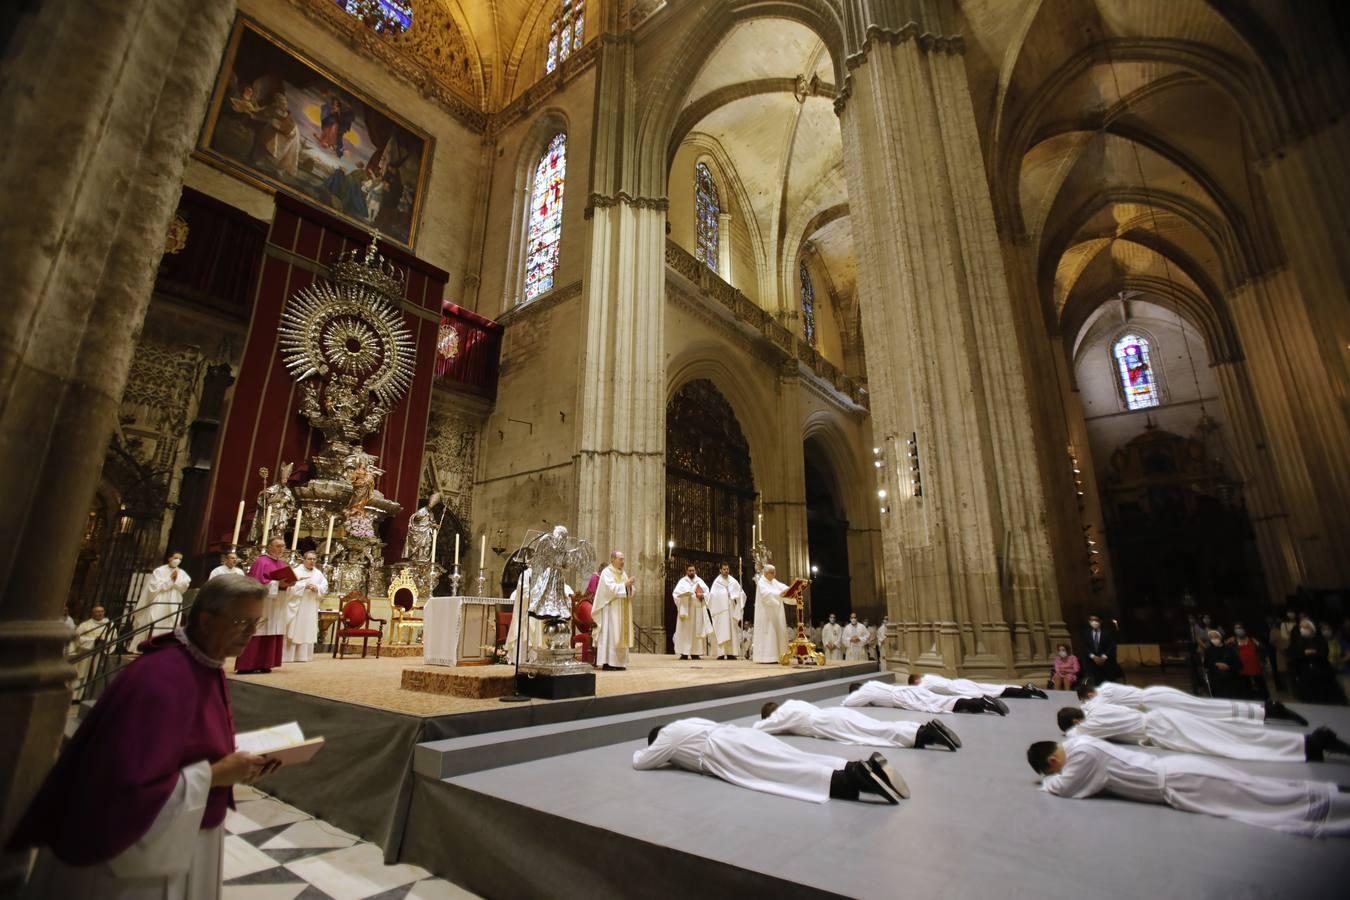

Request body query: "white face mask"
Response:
[169, 559, 181, 568]
[1300, 627, 1315, 638]
[1058, 650, 1068, 658]
[1210, 638, 1222, 646]
[1089, 621, 1100, 630]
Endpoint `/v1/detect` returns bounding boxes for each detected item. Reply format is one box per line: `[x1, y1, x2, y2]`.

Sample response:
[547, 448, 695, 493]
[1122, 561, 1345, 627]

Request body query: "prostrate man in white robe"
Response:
[841, 613, 868, 661]
[752, 565, 795, 663]
[912, 672, 1048, 700]
[208, 551, 244, 581]
[594, 551, 634, 670]
[283, 550, 327, 663]
[135, 551, 191, 639]
[1056, 703, 1350, 763]
[1078, 681, 1308, 725]
[756, 699, 961, 751]
[1027, 734, 1350, 837]
[821, 613, 843, 661]
[634, 717, 908, 803]
[671, 564, 711, 660]
[845, 680, 1009, 715]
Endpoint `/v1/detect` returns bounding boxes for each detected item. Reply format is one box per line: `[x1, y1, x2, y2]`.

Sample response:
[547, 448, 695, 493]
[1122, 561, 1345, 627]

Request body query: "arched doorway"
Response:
[665, 379, 755, 651]
[803, 440, 851, 624]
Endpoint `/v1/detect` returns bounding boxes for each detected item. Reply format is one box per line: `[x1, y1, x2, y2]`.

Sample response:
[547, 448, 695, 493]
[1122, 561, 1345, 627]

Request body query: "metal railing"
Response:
[67, 602, 193, 704]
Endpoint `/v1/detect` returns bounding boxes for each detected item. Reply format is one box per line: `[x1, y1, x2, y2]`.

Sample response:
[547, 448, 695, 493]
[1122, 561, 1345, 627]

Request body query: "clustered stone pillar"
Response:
[575, 36, 669, 630]
[0, 0, 237, 886]
[836, 0, 1067, 677]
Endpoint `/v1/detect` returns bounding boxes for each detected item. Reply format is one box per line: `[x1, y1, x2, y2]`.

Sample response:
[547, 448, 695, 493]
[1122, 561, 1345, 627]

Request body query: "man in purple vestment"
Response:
[235, 536, 292, 673]
[11, 575, 277, 898]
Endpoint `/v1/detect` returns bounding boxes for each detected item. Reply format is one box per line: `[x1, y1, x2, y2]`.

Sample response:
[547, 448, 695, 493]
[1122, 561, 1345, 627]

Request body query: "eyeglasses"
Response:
[209, 612, 266, 631]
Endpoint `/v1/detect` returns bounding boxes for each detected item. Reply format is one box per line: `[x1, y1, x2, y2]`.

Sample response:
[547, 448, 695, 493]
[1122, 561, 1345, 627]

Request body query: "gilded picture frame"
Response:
[197, 16, 433, 249]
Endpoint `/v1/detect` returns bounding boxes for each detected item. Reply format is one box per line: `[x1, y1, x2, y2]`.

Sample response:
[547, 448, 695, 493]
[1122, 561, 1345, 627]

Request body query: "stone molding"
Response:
[496, 280, 583, 327]
[584, 191, 671, 219]
[836, 23, 965, 115]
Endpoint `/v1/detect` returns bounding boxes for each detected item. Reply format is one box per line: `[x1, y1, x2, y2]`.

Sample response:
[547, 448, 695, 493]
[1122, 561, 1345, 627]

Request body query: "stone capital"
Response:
[583, 191, 670, 220]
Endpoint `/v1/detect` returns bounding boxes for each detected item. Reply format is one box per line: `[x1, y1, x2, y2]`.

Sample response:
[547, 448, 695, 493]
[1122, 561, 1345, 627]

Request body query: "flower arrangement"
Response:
[479, 642, 510, 664]
[344, 510, 376, 539]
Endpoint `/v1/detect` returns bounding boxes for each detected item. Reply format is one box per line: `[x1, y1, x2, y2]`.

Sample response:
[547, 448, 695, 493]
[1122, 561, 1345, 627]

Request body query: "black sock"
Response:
[1306, 733, 1323, 762]
[913, 724, 931, 748]
[829, 768, 860, 800]
[1001, 688, 1034, 699]
[954, 698, 983, 713]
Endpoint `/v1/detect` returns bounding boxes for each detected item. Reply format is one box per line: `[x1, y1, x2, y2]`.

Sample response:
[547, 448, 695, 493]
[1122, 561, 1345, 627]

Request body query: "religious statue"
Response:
[403, 492, 441, 562]
[524, 525, 595, 622]
[249, 464, 296, 543]
[342, 451, 381, 539]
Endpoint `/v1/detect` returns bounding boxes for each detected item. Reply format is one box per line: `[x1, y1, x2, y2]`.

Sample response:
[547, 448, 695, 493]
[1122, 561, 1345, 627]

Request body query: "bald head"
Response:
[610, 551, 625, 571]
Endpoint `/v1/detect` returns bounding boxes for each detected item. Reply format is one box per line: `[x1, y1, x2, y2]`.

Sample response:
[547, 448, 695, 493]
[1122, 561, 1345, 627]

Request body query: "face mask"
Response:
[1058, 650, 1068, 658]
[169, 559, 180, 568]
[1300, 628, 1315, 638]
[1210, 638, 1222, 647]
[1234, 628, 1246, 637]
[1089, 621, 1100, 629]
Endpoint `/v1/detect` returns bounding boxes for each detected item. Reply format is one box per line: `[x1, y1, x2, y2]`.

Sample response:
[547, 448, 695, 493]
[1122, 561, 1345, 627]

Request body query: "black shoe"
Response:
[983, 696, 1009, 716]
[692, 655, 701, 660]
[916, 720, 960, 751]
[928, 719, 961, 749]
[1265, 700, 1308, 726]
[679, 655, 689, 660]
[603, 664, 627, 671]
[867, 752, 910, 800]
[1024, 683, 1049, 700]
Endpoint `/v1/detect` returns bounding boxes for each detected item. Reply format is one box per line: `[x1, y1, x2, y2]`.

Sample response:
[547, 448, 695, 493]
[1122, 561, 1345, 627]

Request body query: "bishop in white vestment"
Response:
[1034, 735, 1350, 837]
[135, 553, 190, 639]
[594, 551, 634, 669]
[751, 565, 795, 663]
[706, 564, 745, 660]
[841, 614, 867, 661]
[821, 614, 843, 661]
[755, 699, 961, 750]
[283, 551, 327, 663]
[671, 566, 711, 659]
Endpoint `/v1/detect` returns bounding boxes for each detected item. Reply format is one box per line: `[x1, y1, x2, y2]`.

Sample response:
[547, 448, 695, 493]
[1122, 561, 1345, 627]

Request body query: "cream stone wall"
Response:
[181, 0, 485, 284]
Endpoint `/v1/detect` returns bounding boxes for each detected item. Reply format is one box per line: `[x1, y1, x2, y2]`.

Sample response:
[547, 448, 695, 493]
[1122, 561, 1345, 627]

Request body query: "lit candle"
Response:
[291, 508, 302, 551]
[262, 508, 272, 545]
[479, 534, 486, 569]
[231, 500, 245, 547]
[324, 515, 335, 557]
[454, 531, 460, 565]
[430, 527, 438, 565]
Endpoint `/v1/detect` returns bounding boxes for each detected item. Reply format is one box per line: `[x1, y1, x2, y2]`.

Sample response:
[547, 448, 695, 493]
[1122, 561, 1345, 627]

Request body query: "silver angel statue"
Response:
[249, 463, 296, 543]
[522, 525, 595, 621]
[403, 492, 441, 562]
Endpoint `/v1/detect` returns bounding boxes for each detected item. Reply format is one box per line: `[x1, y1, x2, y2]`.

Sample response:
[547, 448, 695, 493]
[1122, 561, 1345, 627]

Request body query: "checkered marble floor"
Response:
[223, 786, 476, 900]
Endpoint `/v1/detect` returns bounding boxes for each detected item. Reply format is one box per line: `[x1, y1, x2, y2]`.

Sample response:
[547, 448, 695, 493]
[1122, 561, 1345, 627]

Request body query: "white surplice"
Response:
[504, 567, 566, 665]
[134, 565, 190, 639]
[841, 622, 868, 661]
[752, 575, 795, 663]
[821, 622, 843, 661]
[706, 574, 745, 657]
[1070, 702, 1305, 762]
[671, 575, 711, 656]
[283, 564, 327, 663]
[1093, 682, 1264, 722]
[594, 564, 633, 668]
[876, 621, 889, 657]
[632, 717, 840, 803]
[72, 617, 114, 685]
[755, 698, 921, 747]
[1042, 735, 1349, 837]
[207, 565, 244, 581]
[842, 680, 961, 714]
[21, 761, 222, 900]
[919, 673, 1017, 698]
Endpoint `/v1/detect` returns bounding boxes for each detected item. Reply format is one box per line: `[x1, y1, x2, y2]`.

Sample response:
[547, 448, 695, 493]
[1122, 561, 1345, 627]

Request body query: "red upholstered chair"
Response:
[334, 594, 386, 659]
[571, 593, 596, 665]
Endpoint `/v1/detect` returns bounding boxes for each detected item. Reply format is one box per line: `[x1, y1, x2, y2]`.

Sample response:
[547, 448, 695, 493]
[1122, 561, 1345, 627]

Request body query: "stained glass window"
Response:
[1113, 333, 1160, 409]
[524, 133, 567, 301]
[334, 1, 412, 35]
[800, 259, 817, 347]
[546, 1, 585, 74]
[694, 162, 721, 272]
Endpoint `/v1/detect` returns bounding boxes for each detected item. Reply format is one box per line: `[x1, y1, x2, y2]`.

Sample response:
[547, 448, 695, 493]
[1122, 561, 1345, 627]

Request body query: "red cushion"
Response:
[341, 599, 368, 628]
[573, 598, 594, 630]
[339, 628, 381, 636]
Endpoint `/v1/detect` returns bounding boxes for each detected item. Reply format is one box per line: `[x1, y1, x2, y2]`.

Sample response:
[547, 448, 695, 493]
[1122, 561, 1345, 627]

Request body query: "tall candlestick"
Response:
[231, 501, 245, 547]
[291, 508, 302, 551]
[479, 534, 486, 569]
[454, 532, 460, 563]
[262, 508, 272, 545]
[324, 515, 335, 557]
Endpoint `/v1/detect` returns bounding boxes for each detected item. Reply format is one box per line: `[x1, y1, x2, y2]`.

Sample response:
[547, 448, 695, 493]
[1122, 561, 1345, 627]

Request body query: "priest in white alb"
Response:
[913, 672, 1047, 700]
[844, 680, 1009, 715]
[283, 550, 327, 663]
[504, 566, 565, 665]
[671, 564, 711, 660]
[1029, 734, 1350, 837]
[706, 563, 745, 660]
[72, 606, 114, 689]
[1078, 681, 1307, 725]
[821, 613, 843, 661]
[594, 550, 634, 670]
[1058, 703, 1349, 763]
[756, 699, 961, 751]
[208, 551, 245, 581]
[751, 565, 795, 663]
[841, 613, 868, 661]
[634, 718, 907, 804]
[135, 551, 190, 639]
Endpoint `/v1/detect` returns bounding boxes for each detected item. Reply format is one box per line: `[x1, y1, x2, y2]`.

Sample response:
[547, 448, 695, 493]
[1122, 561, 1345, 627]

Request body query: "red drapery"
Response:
[198, 194, 446, 562]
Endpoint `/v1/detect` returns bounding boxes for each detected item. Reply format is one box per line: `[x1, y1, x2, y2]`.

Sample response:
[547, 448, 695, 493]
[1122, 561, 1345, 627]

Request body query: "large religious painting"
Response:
[198, 18, 433, 248]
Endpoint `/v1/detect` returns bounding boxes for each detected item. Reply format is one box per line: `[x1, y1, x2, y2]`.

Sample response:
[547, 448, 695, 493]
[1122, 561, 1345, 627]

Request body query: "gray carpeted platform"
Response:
[421, 691, 1350, 899]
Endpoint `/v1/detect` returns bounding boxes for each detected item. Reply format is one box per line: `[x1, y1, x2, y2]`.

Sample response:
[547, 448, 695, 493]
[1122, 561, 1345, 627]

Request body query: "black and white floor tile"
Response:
[223, 785, 476, 900]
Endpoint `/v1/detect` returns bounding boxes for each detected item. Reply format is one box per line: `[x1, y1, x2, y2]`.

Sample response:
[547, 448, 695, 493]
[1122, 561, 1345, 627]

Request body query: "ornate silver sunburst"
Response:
[278, 279, 416, 409]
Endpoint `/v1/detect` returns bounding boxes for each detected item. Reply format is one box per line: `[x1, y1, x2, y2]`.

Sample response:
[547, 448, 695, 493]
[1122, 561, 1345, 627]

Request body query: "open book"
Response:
[782, 578, 810, 600]
[235, 722, 325, 767]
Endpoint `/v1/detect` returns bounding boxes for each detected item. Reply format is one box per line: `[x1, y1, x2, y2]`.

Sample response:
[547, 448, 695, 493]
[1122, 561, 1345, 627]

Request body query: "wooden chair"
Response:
[334, 593, 386, 659]
[571, 592, 595, 665]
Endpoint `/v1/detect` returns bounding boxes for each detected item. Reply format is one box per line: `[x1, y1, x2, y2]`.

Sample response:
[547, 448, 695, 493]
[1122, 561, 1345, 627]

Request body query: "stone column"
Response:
[0, 0, 237, 885]
[837, 0, 1064, 678]
[717, 211, 733, 284]
[575, 36, 668, 629]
